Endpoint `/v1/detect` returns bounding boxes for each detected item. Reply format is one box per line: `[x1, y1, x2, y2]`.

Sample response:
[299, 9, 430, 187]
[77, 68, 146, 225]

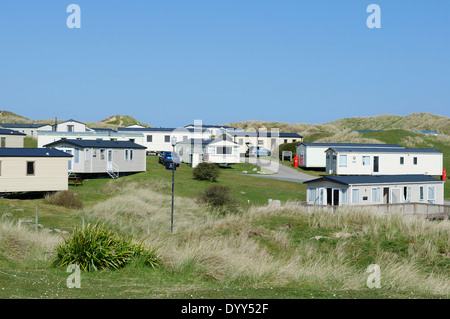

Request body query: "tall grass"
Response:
[0, 216, 60, 265]
[77, 183, 450, 297]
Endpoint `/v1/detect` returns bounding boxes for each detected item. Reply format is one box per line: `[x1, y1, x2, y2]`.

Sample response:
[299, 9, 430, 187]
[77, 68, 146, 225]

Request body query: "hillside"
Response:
[0, 110, 33, 123]
[225, 112, 450, 137]
[331, 113, 450, 135]
[0, 111, 152, 129]
[99, 115, 152, 128]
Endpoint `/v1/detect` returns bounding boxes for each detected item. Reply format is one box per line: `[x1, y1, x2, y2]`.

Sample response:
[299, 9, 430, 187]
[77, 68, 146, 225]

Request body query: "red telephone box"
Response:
[293, 156, 298, 168]
[442, 169, 446, 181]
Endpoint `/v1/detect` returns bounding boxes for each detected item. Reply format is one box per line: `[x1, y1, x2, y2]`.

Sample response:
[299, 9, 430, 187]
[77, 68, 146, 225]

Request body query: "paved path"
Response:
[244, 159, 317, 183]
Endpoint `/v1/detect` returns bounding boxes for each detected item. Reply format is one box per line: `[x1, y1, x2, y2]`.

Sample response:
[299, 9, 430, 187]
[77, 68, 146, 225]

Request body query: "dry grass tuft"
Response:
[43, 190, 83, 209]
[0, 217, 60, 264]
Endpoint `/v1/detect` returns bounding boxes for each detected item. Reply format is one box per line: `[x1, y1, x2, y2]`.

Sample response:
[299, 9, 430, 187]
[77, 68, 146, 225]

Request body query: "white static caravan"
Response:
[117, 127, 213, 154]
[176, 138, 240, 167]
[0, 148, 72, 193]
[230, 131, 303, 157]
[124, 124, 147, 129]
[37, 130, 144, 148]
[325, 147, 443, 176]
[304, 175, 444, 206]
[44, 139, 147, 178]
[0, 123, 53, 139]
[184, 124, 234, 137]
[0, 129, 26, 148]
[54, 119, 87, 133]
[296, 143, 404, 169]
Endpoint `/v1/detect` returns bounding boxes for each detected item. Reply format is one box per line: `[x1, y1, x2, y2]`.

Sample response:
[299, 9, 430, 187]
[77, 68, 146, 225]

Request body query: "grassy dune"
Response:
[225, 112, 450, 136]
[0, 110, 150, 130]
[0, 173, 449, 299]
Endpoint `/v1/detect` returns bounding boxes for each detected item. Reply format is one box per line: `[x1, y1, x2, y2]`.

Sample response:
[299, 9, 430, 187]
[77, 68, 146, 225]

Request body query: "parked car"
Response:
[245, 147, 271, 157]
[158, 151, 180, 166]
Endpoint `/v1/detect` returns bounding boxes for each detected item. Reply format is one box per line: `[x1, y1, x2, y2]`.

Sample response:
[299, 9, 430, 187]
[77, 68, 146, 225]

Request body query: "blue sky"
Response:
[0, 1, 449, 127]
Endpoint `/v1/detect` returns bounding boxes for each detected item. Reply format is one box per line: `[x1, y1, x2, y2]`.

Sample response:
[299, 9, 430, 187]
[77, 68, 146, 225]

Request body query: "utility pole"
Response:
[170, 136, 177, 233]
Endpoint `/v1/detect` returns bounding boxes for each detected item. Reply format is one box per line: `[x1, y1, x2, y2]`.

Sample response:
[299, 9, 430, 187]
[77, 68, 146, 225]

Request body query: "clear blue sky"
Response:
[1, 1, 449, 127]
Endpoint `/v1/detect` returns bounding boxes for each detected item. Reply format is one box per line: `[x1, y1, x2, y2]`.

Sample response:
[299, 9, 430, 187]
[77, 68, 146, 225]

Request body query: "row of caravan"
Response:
[300, 143, 445, 206]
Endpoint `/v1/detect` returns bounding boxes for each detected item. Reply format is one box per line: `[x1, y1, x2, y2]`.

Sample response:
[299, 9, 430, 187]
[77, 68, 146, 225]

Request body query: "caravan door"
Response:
[107, 149, 113, 171]
[390, 188, 402, 204]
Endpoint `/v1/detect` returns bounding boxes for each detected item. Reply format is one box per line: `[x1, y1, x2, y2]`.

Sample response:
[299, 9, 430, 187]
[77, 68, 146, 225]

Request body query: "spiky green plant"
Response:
[52, 224, 158, 272]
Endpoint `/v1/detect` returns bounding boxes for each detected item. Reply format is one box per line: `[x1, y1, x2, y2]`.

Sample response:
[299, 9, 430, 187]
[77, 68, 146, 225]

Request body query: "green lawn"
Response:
[23, 137, 37, 148]
[0, 261, 421, 299]
[119, 156, 306, 206]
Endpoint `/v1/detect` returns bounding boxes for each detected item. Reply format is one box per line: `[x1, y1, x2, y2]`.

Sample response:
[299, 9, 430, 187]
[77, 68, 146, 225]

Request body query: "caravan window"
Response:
[339, 155, 347, 167]
[351, 189, 360, 204]
[26, 161, 35, 176]
[100, 149, 106, 160]
[217, 147, 232, 154]
[124, 149, 134, 161]
[341, 189, 348, 205]
[362, 156, 370, 166]
[308, 188, 317, 204]
[74, 148, 80, 164]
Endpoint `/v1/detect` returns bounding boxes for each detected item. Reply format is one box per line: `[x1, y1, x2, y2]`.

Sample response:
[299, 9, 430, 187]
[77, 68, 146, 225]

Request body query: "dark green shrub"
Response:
[52, 224, 158, 272]
[198, 185, 239, 215]
[278, 141, 302, 160]
[44, 190, 83, 209]
[193, 162, 221, 182]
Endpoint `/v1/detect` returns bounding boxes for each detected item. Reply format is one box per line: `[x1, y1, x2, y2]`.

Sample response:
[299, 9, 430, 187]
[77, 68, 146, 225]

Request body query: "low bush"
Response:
[44, 190, 83, 209]
[193, 162, 221, 182]
[198, 185, 239, 215]
[52, 223, 159, 272]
